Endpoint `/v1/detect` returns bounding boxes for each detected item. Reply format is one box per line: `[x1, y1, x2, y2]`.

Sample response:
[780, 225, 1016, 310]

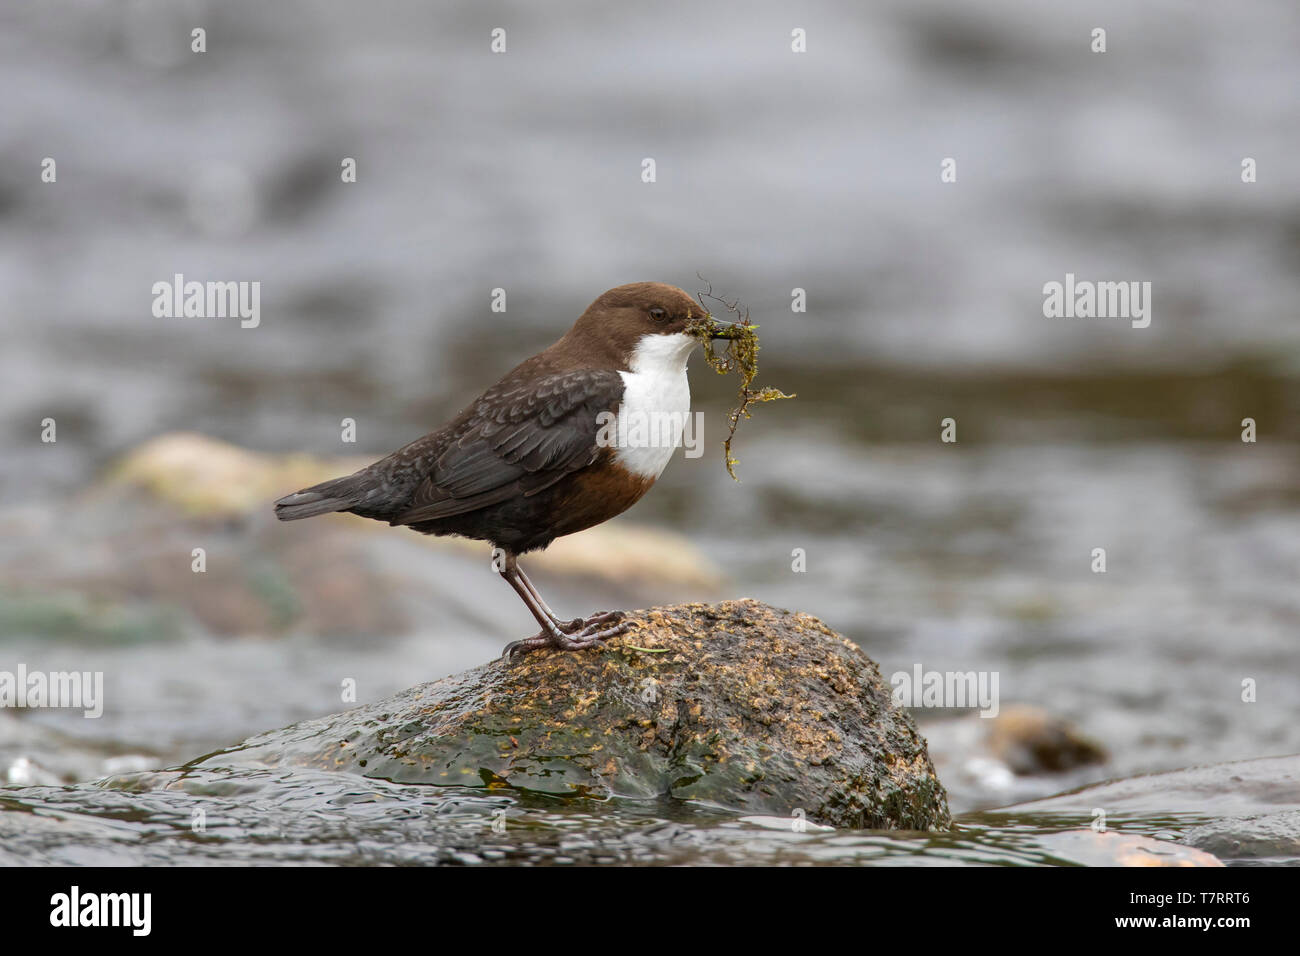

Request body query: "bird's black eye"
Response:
[649, 307, 667, 320]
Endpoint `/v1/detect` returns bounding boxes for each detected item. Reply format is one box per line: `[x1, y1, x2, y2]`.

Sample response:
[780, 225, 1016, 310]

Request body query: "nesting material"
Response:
[688, 292, 794, 480]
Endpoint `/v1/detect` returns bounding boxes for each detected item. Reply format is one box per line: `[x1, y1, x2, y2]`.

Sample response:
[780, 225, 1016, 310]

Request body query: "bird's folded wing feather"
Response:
[392, 368, 624, 524]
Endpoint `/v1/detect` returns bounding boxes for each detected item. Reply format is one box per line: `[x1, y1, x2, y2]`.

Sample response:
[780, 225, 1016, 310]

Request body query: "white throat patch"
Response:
[613, 332, 695, 479]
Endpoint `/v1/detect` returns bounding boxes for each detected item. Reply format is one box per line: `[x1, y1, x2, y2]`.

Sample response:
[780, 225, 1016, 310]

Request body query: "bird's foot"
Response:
[555, 610, 624, 632]
[552, 617, 630, 650]
[501, 615, 630, 658]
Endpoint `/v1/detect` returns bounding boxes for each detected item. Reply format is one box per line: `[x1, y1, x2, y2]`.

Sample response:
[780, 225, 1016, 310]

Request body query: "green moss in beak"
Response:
[686, 307, 794, 480]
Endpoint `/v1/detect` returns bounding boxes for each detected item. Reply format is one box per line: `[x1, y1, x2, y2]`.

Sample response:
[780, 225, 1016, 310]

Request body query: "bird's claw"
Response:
[557, 618, 630, 649]
[560, 610, 623, 632]
[501, 616, 630, 659]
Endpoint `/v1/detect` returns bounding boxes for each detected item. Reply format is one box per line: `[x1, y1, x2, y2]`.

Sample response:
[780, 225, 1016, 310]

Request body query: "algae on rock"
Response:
[196, 599, 951, 830]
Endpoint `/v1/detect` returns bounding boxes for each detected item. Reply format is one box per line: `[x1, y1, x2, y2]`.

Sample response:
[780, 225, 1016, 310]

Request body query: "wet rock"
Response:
[985, 705, 1108, 775]
[1182, 810, 1300, 863]
[985, 753, 1300, 864]
[922, 705, 1110, 812]
[989, 753, 1300, 819]
[194, 599, 951, 830]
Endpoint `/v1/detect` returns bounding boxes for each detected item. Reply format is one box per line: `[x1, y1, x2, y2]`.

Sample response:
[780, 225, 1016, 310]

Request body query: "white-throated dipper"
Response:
[275, 282, 737, 657]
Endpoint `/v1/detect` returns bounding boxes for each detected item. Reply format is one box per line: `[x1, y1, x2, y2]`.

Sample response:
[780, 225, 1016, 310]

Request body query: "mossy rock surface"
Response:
[196, 599, 950, 829]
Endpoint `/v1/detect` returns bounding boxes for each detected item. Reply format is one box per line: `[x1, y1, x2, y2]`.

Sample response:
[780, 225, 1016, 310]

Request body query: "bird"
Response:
[274, 282, 736, 657]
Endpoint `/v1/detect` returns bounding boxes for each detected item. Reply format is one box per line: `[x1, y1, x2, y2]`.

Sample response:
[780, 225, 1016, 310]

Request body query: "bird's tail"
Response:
[274, 475, 359, 521]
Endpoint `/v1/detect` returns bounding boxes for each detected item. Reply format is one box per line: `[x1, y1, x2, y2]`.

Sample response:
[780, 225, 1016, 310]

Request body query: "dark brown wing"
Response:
[391, 367, 624, 524]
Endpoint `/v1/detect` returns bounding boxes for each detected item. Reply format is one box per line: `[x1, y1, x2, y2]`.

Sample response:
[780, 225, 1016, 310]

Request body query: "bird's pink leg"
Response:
[513, 563, 624, 633]
[497, 553, 628, 657]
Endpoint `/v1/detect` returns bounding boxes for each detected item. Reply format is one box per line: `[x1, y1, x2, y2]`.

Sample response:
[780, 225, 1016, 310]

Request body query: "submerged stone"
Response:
[1182, 810, 1300, 863]
[195, 599, 950, 830]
